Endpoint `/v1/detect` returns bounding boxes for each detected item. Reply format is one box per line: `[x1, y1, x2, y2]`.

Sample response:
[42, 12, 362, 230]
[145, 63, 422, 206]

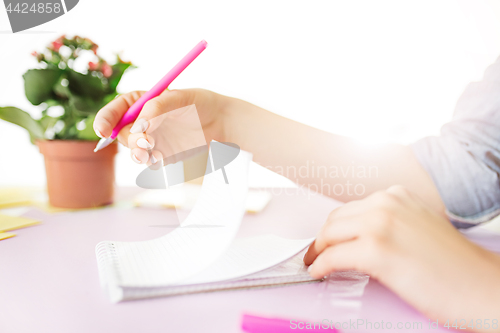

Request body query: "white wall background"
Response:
[1, 0, 500, 187]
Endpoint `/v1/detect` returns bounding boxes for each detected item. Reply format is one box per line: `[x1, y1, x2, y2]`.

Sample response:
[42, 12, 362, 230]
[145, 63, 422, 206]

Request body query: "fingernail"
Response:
[132, 155, 142, 164]
[150, 154, 157, 164]
[94, 127, 105, 138]
[130, 119, 149, 133]
[307, 264, 314, 273]
[137, 138, 152, 149]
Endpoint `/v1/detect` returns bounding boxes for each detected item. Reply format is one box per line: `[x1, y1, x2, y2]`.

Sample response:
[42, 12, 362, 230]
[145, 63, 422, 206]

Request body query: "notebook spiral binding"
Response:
[95, 241, 122, 299]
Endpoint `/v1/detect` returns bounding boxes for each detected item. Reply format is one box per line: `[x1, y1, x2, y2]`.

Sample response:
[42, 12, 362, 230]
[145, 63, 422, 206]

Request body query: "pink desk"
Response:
[2, 188, 491, 333]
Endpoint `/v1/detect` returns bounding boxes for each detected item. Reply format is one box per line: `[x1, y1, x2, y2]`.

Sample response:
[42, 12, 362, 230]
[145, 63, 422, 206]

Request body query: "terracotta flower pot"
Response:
[37, 140, 118, 209]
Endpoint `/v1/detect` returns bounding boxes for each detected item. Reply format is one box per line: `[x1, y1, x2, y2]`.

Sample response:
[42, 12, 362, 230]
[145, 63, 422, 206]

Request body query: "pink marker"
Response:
[241, 314, 340, 333]
[94, 40, 208, 152]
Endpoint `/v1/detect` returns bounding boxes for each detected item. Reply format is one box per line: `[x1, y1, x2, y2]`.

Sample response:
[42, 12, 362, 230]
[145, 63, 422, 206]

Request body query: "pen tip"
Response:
[94, 137, 114, 152]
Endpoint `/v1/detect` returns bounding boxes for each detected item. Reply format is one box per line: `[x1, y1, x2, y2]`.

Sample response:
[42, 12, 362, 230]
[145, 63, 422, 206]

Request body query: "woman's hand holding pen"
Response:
[93, 89, 230, 165]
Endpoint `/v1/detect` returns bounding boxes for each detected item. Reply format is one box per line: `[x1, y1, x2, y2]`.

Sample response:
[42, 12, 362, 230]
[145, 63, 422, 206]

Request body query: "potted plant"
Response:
[0, 35, 134, 208]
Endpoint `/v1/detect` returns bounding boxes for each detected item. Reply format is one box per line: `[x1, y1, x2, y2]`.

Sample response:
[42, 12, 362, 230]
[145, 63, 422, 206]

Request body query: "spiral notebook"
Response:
[95, 144, 320, 302]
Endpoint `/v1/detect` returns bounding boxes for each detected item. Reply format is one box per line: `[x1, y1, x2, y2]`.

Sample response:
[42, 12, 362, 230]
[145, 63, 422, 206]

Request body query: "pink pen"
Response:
[94, 40, 208, 152]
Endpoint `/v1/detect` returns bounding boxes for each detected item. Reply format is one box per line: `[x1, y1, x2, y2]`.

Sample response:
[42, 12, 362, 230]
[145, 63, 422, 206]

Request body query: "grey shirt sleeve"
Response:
[411, 56, 500, 228]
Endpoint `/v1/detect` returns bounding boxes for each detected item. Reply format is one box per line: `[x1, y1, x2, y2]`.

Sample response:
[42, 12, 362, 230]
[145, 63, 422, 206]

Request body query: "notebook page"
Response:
[96, 145, 251, 290]
[119, 252, 319, 301]
[181, 234, 314, 285]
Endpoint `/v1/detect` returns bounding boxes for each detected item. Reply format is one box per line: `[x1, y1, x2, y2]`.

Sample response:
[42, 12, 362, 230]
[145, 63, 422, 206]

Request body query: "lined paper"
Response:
[182, 234, 314, 285]
[97, 145, 251, 289]
[96, 144, 318, 302]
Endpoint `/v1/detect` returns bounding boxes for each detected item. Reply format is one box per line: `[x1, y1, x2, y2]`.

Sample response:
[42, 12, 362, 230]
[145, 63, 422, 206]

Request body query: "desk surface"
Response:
[0, 188, 454, 333]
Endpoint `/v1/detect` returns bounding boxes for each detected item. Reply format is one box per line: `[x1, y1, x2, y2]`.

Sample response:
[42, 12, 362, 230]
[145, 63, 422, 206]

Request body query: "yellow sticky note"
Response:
[0, 214, 40, 232]
[0, 232, 16, 240]
[0, 187, 42, 209]
[33, 201, 109, 214]
[33, 201, 76, 214]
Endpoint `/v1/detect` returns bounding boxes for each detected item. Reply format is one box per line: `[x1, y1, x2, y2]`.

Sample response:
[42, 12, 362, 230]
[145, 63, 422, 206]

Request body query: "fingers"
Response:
[308, 241, 366, 279]
[94, 89, 192, 167]
[126, 132, 157, 164]
[148, 151, 163, 169]
[94, 91, 145, 138]
[130, 148, 163, 166]
[118, 89, 189, 152]
[116, 124, 132, 147]
[304, 186, 432, 280]
[128, 89, 190, 135]
[303, 240, 318, 266]
[303, 215, 362, 265]
[128, 133, 155, 150]
[130, 118, 149, 134]
[131, 148, 149, 164]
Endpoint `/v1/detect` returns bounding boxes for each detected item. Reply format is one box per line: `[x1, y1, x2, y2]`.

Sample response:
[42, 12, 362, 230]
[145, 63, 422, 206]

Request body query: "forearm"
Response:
[411, 243, 500, 332]
[223, 97, 445, 213]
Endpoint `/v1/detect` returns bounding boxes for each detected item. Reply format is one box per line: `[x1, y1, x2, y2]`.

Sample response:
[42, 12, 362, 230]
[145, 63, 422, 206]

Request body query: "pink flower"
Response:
[101, 63, 112, 78]
[88, 62, 98, 71]
[31, 51, 38, 57]
[51, 41, 63, 52]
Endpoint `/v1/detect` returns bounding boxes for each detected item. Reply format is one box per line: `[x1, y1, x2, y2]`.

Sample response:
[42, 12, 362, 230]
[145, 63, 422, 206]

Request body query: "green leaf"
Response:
[42, 99, 63, 109]
[69, 91, 117, 116]
[69, 95, 104, 114]
[0, 107, 44, 143]
[108, 62, 134, 92]
[53, 76, 71, 99]
[23, 69, 62, 105]
[67, 69, 105, 99]
[38, 115, 59, 132]
[76, 114, 99, 140]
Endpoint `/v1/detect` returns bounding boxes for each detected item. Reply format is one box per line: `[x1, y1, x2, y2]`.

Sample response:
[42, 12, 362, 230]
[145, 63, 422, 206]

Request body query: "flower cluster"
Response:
[31, 35, 131, 79]
[11, 34, 136, 141]
[88, 60, 113, 78]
